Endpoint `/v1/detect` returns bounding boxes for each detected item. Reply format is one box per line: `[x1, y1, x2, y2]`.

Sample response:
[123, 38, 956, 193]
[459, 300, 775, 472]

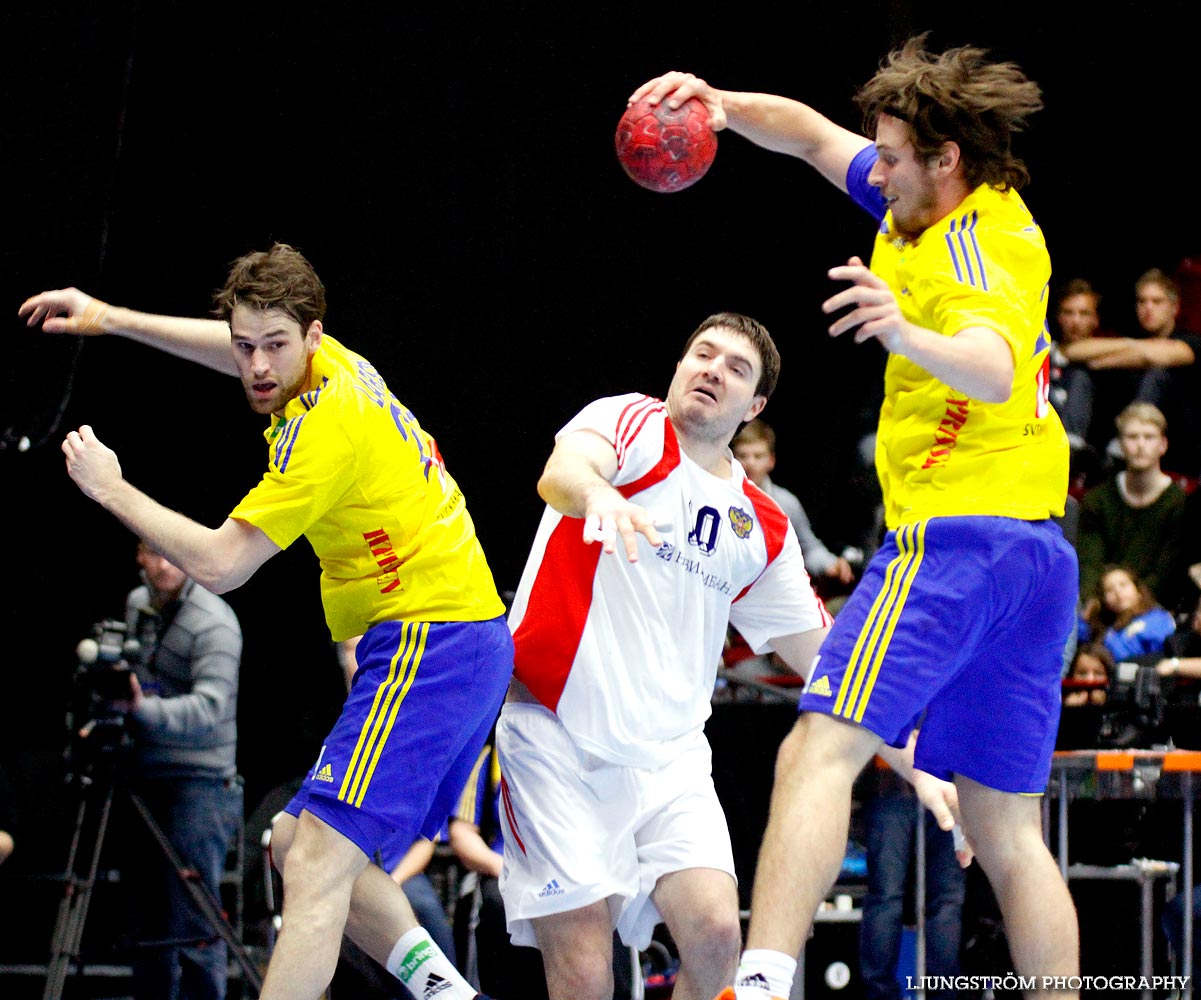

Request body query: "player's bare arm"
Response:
[766, 626, 831, 677]
[19, 287, 238, 376]
[628, 72, 869, 192]
[825, 258, 1014, 403]
[538, 429, 662, 562]
[62, 424, 281, 591]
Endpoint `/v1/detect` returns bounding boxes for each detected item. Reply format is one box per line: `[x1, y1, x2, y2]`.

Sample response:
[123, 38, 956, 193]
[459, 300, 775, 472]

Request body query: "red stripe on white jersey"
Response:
[512, 410, 680, 713]
[619, 417, 680, 498]
[511, 518, 603, 712]
[615, 396, 662, 469]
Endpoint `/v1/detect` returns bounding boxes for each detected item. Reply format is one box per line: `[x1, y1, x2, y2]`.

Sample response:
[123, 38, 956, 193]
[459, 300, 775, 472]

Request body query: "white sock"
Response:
[386, 926, 476, 1000]
[735, 948, 797, 999]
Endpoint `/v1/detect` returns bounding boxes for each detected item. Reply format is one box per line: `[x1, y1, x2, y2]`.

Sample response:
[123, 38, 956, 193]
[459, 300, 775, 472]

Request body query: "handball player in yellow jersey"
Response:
[20, 245, 508, 1000]
[634, 37, 1080, 1000]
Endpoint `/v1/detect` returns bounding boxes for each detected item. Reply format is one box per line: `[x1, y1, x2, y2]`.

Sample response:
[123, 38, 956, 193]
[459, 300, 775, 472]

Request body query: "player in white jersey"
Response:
[499, 313, 833, 1000]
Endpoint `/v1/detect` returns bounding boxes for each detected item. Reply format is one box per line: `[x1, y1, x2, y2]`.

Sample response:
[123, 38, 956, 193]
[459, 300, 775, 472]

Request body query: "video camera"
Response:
[63, 619, 142, 780]
[75, 618, 139, 702]
[1059, 659, 1170, 750]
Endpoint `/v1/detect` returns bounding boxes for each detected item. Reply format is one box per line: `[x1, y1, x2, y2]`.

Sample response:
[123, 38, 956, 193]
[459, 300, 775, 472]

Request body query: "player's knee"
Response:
[966, 822, 1045, 882]
[674, 905, 742, 971]
[774, 717, 812, 779]
[774, 715, 838, 779]
[776, 714, 879, 785]
[279, 815, 364, 904]
[547, 949, 614, 1000]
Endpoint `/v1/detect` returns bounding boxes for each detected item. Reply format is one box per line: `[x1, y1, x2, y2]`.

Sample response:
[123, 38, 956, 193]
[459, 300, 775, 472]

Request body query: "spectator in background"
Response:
[1079, 566, 1176, 664]
[119, 540, 243, 1000]
[1062, 643, 1115, 708]
[1076, 403, 1186, 603]
[1048, 279, 1105, 454]
[732, 419, 856, 590]
[1062, 269, 1201, 477]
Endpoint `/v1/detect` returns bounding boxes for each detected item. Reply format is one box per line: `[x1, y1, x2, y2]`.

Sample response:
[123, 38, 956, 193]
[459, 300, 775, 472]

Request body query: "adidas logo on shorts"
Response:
[538, 879, 564, 898]
[807, 675, 833, 697]
[314, 763, 335, 783]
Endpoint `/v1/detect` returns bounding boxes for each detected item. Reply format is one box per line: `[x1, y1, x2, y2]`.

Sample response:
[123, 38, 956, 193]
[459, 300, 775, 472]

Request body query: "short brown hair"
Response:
[732, 419, 777, 455]
[1057, 278, 1101, 310]
[213, 243, 327, 332]
[1135, 268, 1180, 304]
[681, 312, 781, 399]
[855, 34, 1043, 192]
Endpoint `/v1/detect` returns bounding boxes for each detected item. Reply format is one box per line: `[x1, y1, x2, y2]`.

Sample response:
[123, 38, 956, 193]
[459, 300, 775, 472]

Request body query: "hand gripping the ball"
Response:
[615, 94, 718, 193]
[627, 71, 728, 132]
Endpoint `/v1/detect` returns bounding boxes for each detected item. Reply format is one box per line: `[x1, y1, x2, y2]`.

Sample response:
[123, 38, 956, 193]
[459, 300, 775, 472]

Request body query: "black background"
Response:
[3, 0, 1199, 816]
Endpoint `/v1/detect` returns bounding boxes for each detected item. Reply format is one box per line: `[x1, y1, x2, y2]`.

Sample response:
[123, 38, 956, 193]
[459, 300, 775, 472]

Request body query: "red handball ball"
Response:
[615, 97, 718, 193]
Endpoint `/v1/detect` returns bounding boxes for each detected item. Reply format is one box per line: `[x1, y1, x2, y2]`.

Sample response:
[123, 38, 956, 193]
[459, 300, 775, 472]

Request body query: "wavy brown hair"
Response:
[213, 243, 327, 332]
[855, 34, 1043, 192]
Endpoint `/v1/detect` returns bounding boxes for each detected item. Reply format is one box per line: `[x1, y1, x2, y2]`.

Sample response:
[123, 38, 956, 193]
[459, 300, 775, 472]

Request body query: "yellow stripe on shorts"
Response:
[455, 746, 491, 822]
[833, 521, 928, 722]
[339, 621, 429, 807]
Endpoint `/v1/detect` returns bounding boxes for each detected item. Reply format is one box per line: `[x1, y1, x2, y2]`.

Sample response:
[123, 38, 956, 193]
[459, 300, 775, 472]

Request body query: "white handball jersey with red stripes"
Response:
[509, 394, 832, 769]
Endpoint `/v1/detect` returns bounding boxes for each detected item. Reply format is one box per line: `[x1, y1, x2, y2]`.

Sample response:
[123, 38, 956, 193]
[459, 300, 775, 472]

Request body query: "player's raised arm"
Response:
[18, 287, 237, 377]
[629, 71, 871, 193]
[538, 429, 662, 562]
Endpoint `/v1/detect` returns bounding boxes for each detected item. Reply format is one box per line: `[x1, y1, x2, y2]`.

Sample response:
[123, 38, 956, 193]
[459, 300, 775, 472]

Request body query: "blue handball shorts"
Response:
[285, 616, 513, 858]
[798, 516, 1078, 793]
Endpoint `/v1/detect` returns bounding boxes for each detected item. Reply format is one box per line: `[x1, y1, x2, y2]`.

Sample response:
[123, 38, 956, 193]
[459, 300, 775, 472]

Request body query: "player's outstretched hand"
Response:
[824, 257, 909, 352]
[582, 494, 662, 563]
[627, 72, 727, 132]
[62, 425, 123, 502]
[912, 769, 974, 868]
[18, 288, 111, 336]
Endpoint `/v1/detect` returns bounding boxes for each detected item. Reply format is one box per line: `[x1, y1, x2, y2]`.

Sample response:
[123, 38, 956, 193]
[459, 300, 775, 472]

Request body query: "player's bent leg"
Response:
[653, 867, 741, 1000]
[270, 811, 421, 958]
[955, 775, 1078, 998]
[745, 713, 882, 959]
[261, 810, 371, 1000]
[533, 901, 617, 1000]
[273, 811, 481, 1000]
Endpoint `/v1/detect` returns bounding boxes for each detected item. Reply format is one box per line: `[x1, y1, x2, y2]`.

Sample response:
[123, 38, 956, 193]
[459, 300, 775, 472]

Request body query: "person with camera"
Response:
[108, 539, 243, 1000]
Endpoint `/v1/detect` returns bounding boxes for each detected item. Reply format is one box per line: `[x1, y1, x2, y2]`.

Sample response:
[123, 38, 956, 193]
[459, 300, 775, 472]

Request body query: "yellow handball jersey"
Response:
[870, 183, 1068, 528]
[229, 334, 504, 640]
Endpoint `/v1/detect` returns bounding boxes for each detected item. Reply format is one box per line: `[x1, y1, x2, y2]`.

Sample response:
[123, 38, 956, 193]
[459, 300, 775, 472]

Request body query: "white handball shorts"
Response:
[495, 700, 736, 950]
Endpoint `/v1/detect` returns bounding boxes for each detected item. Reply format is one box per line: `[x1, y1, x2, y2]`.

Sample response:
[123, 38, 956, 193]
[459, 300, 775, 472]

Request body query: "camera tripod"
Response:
[43, 739, 264, 999]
